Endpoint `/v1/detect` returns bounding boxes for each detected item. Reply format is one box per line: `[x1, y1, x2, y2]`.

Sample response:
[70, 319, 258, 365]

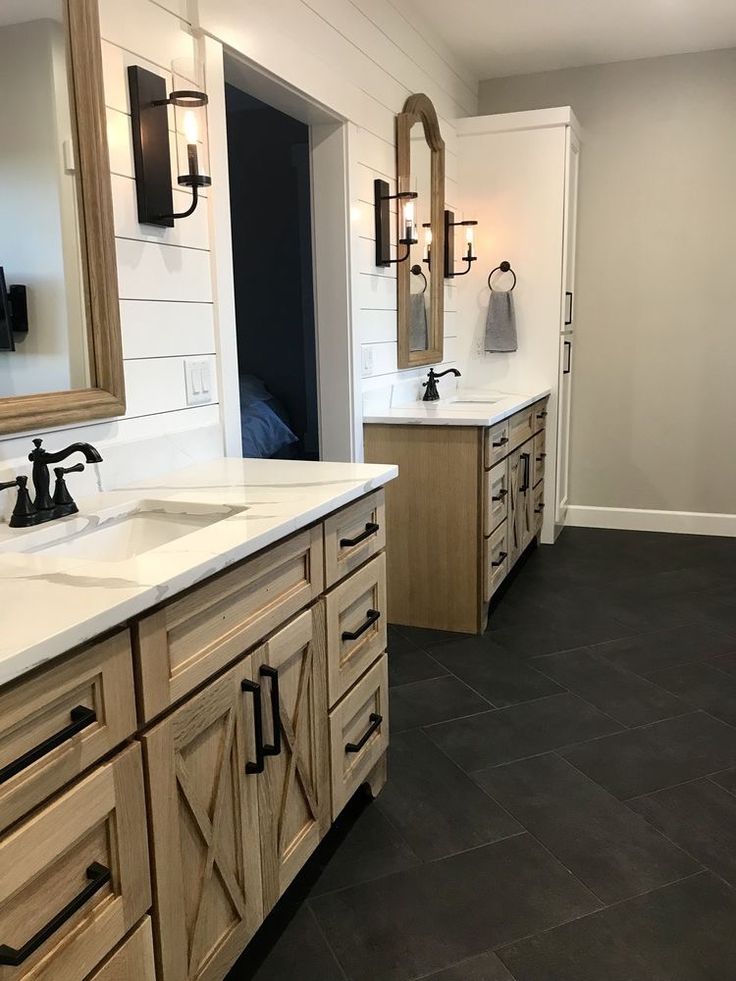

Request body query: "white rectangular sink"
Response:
[0, 500, 247, 562]
[449, 396, 505, 405]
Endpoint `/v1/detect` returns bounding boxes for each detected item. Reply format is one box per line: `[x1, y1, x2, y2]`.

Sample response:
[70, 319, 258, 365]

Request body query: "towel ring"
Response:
[488, 260, 516, 292]
[411, 264, 428, 295]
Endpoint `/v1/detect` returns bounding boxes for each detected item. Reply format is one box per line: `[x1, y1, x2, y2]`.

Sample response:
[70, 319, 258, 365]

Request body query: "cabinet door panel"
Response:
[255, 604, 329, 912]
[143, 660, 263, 981]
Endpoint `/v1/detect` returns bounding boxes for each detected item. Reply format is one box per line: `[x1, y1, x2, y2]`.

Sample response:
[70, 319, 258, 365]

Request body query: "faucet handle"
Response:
[1, 475, 37, 528]
[52, 464, 84, 515]
[54, 463, 85, 479]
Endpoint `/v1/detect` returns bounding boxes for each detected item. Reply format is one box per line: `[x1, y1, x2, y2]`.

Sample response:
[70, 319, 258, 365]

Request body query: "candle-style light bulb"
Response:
[424, 225, 433, 263]
[184, 110, 199, 176]
[403, 199, 416, 243]
[465, 223, 475, 257]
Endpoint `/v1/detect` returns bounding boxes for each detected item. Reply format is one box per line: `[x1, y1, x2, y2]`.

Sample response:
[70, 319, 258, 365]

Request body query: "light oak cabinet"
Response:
[365, 400, 548, 633]
[0, 489, 389, 981]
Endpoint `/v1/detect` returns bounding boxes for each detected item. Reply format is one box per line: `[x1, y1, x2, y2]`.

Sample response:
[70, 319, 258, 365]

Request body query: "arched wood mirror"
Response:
[396, 94, 445, 369]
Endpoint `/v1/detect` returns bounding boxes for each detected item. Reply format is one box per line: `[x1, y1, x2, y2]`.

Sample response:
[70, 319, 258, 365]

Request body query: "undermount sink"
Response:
[0, 500, 247, 562]
[448, 395, 506, 405]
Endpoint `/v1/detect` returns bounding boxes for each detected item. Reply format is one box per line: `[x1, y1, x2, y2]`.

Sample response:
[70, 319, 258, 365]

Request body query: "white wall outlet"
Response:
[362, 346, 374, 376]
[185, 359, 212, 405]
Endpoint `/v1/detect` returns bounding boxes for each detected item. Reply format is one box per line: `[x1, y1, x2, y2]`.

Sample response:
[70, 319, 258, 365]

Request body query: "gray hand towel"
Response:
[410, 291, 429, 352]
[485, 289, 517, 353]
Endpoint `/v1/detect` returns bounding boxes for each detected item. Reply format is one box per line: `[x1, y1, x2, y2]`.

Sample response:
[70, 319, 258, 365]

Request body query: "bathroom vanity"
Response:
[364, 392, 549, 634]
[0, 458, 395, 981]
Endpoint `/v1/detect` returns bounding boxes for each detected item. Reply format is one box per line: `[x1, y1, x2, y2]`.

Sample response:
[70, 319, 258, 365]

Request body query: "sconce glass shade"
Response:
[398, 175, 418, 245]
[171, 58, 211, 190]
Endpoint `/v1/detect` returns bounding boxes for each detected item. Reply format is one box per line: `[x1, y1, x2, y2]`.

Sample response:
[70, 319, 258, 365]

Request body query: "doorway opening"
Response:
[225, 84, 319, 460]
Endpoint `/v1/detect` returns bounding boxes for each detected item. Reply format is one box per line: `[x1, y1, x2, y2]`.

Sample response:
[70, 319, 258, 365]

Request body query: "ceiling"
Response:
[400, 0, 736, 79]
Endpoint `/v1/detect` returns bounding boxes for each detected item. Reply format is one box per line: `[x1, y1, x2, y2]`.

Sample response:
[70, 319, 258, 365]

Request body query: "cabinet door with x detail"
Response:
[254, 602, 330, 912]
[143, 657, 264, 981]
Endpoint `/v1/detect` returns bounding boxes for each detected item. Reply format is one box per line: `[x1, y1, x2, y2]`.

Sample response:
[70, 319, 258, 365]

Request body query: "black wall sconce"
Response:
[444, 211, 478, 277]
[128, 66, 211, 228]
[0, 267, 28, 353]
[422, 222, 432, 268]
[374, 179, 418, 267]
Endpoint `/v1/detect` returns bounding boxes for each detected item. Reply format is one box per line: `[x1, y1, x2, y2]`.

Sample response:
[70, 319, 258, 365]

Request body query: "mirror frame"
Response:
[396, 94, 445, 369]
[0, 0, 124, 436]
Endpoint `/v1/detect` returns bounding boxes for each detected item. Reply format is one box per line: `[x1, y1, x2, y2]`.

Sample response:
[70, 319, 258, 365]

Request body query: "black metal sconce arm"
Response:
[374, 179, 418, 267]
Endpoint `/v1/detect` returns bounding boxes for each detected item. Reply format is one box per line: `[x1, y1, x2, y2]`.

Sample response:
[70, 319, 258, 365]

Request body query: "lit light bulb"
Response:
[465, 224, 474, 247]
[403, 199, 416, 243]
[183, 110, 199, 146]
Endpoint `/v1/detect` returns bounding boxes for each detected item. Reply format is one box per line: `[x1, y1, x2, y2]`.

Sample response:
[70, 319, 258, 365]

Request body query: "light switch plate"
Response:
[362, 346, 374, 375]
[185, 359, 212, 405]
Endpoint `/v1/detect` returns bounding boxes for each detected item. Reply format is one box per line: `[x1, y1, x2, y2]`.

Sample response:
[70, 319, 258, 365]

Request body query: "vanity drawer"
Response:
[533, 482, 545, 534]
[324, 490, 386, 589]
[0, 744, 150, 981]
[532, 398, 549, 432]
[483, 420, 510, 469]
[0, 631, 136, 834]
[88, 918, 155, 981]
[533, 428, 547, 487]
[484, 460, 509, 536]
[134, 526, 324, 721]
[508, 407, 535, 451]
[326, 554, 387, 706]
[483, 520, 509, 601]
[329, 653, 389, 820]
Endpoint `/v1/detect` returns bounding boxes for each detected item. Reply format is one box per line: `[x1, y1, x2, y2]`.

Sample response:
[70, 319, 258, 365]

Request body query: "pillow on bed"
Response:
[242, 398, 299, 458]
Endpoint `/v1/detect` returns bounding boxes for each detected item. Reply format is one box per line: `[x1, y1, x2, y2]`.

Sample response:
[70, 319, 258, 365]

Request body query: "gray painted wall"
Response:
[480, 49, 736, 515]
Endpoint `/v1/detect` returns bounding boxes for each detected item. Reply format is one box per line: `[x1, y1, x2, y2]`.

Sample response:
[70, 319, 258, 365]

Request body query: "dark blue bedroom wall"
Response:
[225, 82, 319, 460]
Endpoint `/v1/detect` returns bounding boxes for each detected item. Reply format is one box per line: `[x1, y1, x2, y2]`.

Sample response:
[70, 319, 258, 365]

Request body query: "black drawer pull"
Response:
[565, 290, 574, 326]
[536, 410, 548, 419]
[241, 680, 265, 774]
[492, 436, 509, 448]
[259, 666, 282, 758]
[345, 714, 383, 754]
[536, 453, 547, 461]
[0, 705, 96, 786]
[340, 522, 379, 548]
[492, 551, 508, 568]
[492, 489, 508, 502]
[0, 861, 110, 966]
[520, 453, 531, 492]
[342, 609, 381, 642]
[535, 504, 546, 514]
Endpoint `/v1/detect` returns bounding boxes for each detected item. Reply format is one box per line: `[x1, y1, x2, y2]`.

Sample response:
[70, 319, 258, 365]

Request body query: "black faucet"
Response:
[0, 439, 102, 528]
[422, 367, 462, 402]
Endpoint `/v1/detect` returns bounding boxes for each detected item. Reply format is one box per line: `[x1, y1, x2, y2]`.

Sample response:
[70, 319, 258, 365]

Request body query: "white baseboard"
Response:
[566, 505, 736, 538]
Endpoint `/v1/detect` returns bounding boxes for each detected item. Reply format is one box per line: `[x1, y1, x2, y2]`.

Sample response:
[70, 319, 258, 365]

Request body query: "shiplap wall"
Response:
[194, 0, 477, 421]
[0, 0, 477, 512]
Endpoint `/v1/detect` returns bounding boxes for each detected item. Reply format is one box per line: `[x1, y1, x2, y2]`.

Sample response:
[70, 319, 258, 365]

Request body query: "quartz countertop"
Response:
[363, 388, 551, 427]
[0, 457, 397, 686]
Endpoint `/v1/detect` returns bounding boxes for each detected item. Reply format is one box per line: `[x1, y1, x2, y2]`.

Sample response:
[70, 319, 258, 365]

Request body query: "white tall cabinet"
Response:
[456, 108, 581, 542]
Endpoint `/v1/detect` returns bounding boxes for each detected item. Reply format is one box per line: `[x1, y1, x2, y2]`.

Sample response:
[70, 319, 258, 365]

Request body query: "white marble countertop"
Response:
[364, 388, 551, 427]
[0, 457, 397, 686]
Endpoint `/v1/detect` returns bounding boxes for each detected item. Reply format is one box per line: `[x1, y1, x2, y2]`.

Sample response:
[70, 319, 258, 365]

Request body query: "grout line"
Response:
[304, 904, 350, 981]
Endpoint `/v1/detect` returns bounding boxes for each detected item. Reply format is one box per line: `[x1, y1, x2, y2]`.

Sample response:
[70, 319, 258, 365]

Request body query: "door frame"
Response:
[205, 38, 357, 461]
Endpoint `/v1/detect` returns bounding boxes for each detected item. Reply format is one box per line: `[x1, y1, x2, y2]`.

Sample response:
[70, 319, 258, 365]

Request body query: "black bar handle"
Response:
[564, 340, 572, 374]
[241, 680, 265, 775]
[259, 666, 282, 758]
[520, 453, 531, 493]
[535, 504, 546, 514]
[345, 714, 383, 754]
[340, 522, 379, 548]
[536, 409, 548, 420]
[0, 862, 110, 966]
[342, 609, 381, 642]
[492, 436, 509, 448]
[565, 290, 573, 326]
[0, 705, 96, 786]
[492, 551, 508, 568]
[492, 489, 508, 502]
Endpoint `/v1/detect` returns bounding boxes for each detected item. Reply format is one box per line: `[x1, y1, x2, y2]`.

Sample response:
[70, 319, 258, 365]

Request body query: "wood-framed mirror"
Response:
[0, 0, 124, 435]
[397, 94, 445, 369]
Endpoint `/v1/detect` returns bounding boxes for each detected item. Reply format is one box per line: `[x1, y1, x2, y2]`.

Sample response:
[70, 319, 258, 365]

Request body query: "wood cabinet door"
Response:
[508, 446, 534, 564]
[254, 604, 329, 912]
[143, 660, 263, 981]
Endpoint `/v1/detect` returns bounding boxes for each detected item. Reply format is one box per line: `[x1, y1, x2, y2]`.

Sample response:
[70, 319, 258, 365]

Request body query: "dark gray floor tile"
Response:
[474, 754, 698, 903]
[376, 730, 522, 860]
[562, 712, 736, 799]
[566, 585, 692, 632]
[421, 951, 515, 980]
[424, 693, 621, 772]
[388, 625, 422, 655]
[710, 652, 736, 676]
[629, 779, 736, 886]
[389, 646, 448, 689]
[647, 661, 736, 726]
[227, 903, 344, 980]
[710, 768, 736, 796]
[593, 623, 736, 676]
[393, 624, 471, 648]
[682, 590, 736, 637]
[431, 636, 565, 707]
[390, 675, 489, 732]
[535, 647, 688, 727]
[497, 873, 736, 981]
[301, 797, 420, 898]
[489, 606, 631, 659]
[310, 834, 599, 981]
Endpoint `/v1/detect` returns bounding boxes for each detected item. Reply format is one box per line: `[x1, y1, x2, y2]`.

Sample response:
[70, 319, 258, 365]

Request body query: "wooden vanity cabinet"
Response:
[365, 401, 548, 634]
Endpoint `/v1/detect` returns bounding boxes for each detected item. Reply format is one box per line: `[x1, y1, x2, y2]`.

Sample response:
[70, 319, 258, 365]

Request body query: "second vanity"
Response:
[0, 458, 395, 981]
[364, 390, 550, 634]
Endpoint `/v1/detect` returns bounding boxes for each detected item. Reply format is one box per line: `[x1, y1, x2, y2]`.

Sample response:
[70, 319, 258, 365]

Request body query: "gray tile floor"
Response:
[227, 528, 736, 980]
